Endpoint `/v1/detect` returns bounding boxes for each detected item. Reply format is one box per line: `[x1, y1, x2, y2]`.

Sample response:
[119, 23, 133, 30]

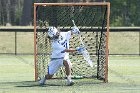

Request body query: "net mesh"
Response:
[34, 3, 108, 81]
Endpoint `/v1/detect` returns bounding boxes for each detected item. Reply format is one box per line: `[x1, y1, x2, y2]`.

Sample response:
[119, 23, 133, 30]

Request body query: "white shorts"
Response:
[48, 58, 72, 75]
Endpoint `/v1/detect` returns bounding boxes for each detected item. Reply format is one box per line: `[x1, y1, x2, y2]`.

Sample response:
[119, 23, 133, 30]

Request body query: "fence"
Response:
[0, 27, 140, 55]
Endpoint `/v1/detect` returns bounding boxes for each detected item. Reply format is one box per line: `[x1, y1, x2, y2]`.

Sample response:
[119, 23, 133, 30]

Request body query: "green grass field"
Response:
[0, 55, 140, 93]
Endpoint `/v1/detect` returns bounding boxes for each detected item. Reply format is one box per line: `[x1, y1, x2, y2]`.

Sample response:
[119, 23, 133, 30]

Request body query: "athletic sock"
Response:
[67, 75, 72, 83]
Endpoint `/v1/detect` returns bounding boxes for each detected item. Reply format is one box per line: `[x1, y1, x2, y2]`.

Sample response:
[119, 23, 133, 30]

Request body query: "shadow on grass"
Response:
[14, 80, 64, 87]
[0, 81, 40, 87]
[0, 79, 105, 88]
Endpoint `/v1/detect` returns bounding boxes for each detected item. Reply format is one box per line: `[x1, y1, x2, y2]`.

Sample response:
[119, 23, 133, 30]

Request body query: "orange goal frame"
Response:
[34, 2, 110, 82]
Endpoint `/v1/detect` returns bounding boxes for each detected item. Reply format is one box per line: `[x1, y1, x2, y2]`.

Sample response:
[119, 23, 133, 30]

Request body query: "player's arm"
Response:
[64, 48, 77, 52]
[61, 47, 85, 53]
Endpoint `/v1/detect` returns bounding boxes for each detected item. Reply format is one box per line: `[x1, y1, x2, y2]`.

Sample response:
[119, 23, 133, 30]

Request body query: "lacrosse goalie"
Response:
[39, 26, 84, 86]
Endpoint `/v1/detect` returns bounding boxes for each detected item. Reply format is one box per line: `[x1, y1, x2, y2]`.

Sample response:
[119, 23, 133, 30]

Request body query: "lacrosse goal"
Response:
[34, 2, 110, 82]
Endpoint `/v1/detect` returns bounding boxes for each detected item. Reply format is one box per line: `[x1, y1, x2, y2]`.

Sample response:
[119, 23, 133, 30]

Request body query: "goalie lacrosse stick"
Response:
[72, 20, 93, 67]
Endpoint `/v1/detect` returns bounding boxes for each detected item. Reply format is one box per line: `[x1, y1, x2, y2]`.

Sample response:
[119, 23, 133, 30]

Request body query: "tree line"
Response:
[0, 0, 139, 26]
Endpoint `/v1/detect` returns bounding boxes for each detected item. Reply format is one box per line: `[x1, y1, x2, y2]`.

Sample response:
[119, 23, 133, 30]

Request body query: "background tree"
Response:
[0, 0, 140, 26]
[20, 0, 32, 26]
[0, 0, 23, 26]
[110, 0, 140, 26]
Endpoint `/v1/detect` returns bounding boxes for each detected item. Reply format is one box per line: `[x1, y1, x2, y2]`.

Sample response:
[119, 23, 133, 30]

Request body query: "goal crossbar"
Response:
[34, 2, 110, 6]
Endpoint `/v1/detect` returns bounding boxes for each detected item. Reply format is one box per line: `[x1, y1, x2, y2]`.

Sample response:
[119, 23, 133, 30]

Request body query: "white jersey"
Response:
[51, 31, 71, 59]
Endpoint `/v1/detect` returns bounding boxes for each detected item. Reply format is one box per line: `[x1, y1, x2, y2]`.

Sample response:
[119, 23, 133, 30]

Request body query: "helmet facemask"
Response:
[47, 27, 60, 40]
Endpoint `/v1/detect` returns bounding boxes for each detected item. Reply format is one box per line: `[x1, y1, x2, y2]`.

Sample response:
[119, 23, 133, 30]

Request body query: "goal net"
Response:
[34, 3, 110, 82]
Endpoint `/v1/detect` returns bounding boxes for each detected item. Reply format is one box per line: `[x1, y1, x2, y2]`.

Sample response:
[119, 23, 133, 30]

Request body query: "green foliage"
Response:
[0, 0, 23, 26]
[0, 0, 140, 26]
[110, 0, 140, 26]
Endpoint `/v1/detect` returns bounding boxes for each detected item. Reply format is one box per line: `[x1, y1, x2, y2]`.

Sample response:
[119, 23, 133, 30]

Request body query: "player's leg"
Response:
[63, 59, 74, 86]
[39, 58, 64, 85]
[39, 74, 53, 85]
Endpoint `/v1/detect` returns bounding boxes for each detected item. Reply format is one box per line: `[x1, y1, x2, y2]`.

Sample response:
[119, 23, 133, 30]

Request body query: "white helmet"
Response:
[47, 27, 58, 38]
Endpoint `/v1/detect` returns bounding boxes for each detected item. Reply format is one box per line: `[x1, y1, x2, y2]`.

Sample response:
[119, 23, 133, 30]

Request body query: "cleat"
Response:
[39, 77, 46, 85]
[67, 81, 75, 86]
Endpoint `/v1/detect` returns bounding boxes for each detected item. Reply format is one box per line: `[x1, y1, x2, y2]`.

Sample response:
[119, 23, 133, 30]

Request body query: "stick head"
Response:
[71, 26, 80, 35]
[71, 20, 80, 35]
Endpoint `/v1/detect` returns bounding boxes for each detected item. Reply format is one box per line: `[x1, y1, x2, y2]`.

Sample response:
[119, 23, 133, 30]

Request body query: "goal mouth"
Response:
[34, 2, 110, 82]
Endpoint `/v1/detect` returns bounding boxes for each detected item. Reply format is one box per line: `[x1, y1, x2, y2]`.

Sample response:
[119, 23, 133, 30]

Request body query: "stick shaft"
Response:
[72, 20, 76, 26]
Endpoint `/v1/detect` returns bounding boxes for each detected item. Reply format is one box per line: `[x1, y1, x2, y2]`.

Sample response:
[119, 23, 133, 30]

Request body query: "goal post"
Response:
[34, 2, 110, 82]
